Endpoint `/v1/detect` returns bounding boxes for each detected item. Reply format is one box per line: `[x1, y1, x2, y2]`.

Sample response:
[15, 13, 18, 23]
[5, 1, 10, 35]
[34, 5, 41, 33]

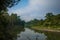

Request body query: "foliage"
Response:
[26, 13, 60, 28]
[0, 0, 20, 11]
[0, 11, 25, 40]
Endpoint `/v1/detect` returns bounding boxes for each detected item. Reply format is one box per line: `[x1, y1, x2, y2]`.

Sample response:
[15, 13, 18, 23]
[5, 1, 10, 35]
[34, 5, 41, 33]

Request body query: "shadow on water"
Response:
[17, 28, 47, 40]
[33, 29, 60, 40]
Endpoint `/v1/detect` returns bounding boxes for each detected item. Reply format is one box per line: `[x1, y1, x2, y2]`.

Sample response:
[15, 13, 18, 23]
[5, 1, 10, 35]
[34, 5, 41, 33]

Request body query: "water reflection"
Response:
[17, 28, 47, 40]
[33, 29, 60, 40]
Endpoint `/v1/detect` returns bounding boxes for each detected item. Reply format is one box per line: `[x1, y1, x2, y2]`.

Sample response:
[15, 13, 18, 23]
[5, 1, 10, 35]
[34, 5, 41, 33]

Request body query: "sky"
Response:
[8, 0, 60, 22]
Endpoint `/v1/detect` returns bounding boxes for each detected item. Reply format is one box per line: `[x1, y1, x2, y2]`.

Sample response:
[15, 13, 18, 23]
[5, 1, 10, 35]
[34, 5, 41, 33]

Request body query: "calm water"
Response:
[17, 28, 60, 40]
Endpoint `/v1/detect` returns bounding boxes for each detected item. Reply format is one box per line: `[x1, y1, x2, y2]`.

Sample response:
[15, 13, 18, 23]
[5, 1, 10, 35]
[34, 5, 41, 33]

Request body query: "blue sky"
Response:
[8, 0, 60, 21]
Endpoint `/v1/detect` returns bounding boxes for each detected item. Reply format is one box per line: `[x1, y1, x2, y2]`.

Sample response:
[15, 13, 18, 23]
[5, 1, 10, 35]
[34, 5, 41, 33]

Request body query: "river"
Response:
[16, 28, 60, 40]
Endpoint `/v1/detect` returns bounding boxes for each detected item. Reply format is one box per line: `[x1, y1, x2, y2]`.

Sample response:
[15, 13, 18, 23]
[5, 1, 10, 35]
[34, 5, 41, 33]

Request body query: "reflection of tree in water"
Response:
[45, 32, 60, 40]
[17, 28, 47, 40]
[34, 30, 60, 40]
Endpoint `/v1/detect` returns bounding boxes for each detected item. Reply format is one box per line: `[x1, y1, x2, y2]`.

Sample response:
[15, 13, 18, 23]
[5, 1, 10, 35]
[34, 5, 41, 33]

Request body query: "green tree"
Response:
[0, 0, 20, 11]
[0, 11, 25, 40]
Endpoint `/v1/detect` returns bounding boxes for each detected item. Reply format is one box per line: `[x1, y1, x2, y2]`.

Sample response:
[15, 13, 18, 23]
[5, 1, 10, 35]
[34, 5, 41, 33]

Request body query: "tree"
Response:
[45, 13, 53, 19]
[0, 0, 20, 11]
[0, 11, 25, 40]
[26, 13, 60, 28]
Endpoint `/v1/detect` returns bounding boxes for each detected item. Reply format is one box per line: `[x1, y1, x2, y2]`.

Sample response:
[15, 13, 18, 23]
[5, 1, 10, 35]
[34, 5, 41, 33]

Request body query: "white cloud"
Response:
[13, 0, 47, 15]
[9, 0, 60, 21]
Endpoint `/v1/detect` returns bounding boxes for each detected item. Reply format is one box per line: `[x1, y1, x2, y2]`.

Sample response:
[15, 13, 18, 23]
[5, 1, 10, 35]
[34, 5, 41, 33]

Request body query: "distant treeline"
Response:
[26, 13, 60, 28]
[0, 11, 25, 40]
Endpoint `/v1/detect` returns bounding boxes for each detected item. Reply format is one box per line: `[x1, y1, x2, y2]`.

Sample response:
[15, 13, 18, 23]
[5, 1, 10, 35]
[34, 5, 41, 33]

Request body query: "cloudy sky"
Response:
[8, 0, 60, 21]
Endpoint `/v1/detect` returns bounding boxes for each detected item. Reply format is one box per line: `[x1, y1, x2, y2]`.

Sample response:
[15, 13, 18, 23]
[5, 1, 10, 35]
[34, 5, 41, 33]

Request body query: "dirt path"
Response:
[31, 27, 60, 32]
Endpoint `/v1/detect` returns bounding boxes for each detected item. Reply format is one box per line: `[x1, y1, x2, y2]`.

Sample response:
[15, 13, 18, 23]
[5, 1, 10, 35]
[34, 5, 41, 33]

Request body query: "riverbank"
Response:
[31, 27, 60, 32]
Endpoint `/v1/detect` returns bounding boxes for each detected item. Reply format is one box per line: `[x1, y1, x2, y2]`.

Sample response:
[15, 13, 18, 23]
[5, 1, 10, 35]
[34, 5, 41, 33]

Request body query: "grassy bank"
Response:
[31, 26, 60, 32]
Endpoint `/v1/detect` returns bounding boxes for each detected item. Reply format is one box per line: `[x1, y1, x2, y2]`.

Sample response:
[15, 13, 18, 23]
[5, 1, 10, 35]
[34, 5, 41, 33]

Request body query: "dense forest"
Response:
[0, 0, 26, 40]
[0, 11, 25, 40]
[26, 13, 60, 29]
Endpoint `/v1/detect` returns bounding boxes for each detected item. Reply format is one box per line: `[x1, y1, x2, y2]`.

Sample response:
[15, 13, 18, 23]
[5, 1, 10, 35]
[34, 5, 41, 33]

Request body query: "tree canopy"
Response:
[26, 13, 60, 28]
[0, 0, 20, 11]
[0, 11, 25, 40]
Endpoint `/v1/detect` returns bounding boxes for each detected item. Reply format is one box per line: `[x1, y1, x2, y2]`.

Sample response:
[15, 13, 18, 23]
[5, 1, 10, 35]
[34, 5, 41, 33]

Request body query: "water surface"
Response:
[17, 28, 60, 40]
[17, 28, 47, 40]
